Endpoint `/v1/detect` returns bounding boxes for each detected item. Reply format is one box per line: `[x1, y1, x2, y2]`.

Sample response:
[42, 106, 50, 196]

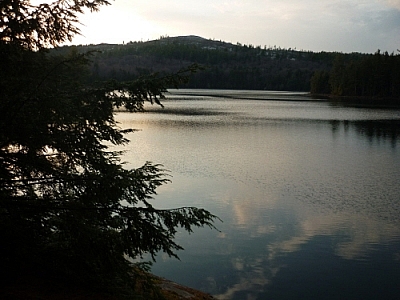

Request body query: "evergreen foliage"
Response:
[0, 1, 217, 297]
[64, 36, 334, 91]
[310, 70, 330, 94]
[71, 37, 399, 102]
[311, 51, 400, 102]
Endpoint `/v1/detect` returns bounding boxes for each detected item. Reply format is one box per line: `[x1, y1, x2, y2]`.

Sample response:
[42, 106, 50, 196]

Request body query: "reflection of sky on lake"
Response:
[115, 91, 400, 299]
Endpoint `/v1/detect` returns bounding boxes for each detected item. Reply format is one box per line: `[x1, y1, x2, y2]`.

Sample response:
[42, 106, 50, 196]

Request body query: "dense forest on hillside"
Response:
[311, 50, 400, 100]
[55, 36, 337, 91]
[57, 35, 400, 101]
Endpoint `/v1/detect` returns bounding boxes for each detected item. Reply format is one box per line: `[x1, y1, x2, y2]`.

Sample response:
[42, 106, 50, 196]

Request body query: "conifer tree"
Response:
[0, 1, 216, 296]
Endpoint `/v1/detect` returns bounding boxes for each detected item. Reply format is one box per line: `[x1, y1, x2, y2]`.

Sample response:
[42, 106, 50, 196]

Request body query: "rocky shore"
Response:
[1, 273, 216, 300]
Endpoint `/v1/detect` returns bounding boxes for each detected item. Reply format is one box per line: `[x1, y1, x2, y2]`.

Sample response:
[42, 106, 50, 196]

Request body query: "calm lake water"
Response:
[116, 89, 400, 300]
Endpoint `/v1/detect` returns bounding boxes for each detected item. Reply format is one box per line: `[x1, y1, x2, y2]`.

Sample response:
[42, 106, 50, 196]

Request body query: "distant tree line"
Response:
[311, 50, 400, 100]
[60, 37, 400, 102]
[60, 36, 335, 92]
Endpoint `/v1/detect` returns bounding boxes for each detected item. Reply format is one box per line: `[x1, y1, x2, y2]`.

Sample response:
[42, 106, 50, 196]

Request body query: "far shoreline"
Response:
[310, 93, 400, 108]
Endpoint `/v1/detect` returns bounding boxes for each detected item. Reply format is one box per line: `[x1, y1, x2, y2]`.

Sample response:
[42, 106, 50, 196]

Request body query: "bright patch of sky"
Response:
[33, 0, 400, 53]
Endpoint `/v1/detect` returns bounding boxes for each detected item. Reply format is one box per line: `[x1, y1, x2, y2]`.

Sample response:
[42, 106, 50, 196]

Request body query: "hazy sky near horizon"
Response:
[61, 0, 399, 53]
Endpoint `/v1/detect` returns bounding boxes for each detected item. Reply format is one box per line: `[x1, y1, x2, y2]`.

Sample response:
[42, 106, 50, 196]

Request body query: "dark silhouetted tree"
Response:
[0, 1, 216, 297]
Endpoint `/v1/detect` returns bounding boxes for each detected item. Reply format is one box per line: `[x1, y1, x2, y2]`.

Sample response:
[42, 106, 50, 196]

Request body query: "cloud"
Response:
[383, 0, 400, 10]
[214, 256, 273, 300]
[267, 213, 400, 261]
[63, 0, 400, 52]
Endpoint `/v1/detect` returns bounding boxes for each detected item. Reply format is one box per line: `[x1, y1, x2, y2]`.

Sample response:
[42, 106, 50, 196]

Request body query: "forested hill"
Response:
[54, 35, 334, 91]
[55, 35, 400, 97]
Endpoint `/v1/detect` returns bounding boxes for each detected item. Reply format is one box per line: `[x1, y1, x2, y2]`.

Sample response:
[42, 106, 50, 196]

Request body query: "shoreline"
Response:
[1, 272, 216, 300]
[310, 93, 400, 108]
[153, 274, 216, 299]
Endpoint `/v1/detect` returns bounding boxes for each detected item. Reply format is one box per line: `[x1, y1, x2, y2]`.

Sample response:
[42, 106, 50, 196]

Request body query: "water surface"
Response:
[116, 89, 400, 300]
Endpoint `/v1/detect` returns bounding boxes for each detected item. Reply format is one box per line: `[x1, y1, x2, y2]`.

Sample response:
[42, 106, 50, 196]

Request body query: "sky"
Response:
[41, 0, 400, 53]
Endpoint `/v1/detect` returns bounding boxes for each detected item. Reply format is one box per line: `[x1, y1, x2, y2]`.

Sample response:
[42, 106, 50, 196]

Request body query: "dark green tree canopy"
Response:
[0, 1, 216, 297]
[310, 51, 400, 100]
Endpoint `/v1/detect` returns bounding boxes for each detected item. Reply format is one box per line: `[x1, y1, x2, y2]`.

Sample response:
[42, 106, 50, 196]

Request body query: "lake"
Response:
[115, 89, 400, 300]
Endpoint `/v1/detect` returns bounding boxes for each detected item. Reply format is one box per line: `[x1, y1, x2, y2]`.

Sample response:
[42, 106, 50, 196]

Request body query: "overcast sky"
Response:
[66, 0, 400, 53]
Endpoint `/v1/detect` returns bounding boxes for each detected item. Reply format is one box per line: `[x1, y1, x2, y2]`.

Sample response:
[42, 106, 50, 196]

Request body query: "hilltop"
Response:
[55, 35, 343, 91]
[54, 35, 399, 99]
